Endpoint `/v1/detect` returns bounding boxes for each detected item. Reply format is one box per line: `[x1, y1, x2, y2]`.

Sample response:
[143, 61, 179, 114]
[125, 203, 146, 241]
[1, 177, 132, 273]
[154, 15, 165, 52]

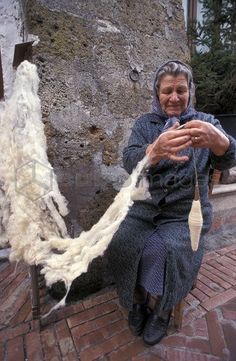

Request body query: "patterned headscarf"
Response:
[152, 60, 196, 125]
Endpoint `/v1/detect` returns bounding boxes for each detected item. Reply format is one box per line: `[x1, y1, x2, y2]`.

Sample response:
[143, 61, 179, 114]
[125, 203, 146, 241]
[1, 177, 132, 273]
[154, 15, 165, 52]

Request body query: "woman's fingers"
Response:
[169, 134, 192, 146]
[168, 139, 193, 154]
[184, 120, 212, 144]
[150, 132, 191, 157]
[169, 154, 189, 162]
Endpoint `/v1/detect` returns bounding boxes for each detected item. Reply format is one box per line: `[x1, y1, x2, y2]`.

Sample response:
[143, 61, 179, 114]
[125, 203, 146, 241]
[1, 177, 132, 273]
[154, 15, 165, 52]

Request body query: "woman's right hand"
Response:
[146, 122, 192, 166]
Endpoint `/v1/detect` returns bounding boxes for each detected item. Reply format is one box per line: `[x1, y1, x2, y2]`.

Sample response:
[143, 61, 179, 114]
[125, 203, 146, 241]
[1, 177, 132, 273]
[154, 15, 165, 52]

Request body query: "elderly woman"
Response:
[107, 60, 236, 345]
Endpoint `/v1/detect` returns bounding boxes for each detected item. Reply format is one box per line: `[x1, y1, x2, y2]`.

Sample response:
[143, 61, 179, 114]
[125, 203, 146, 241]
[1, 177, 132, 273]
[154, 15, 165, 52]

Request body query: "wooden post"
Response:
[29, 265, 40, 319]
[173, 300, 184, 329]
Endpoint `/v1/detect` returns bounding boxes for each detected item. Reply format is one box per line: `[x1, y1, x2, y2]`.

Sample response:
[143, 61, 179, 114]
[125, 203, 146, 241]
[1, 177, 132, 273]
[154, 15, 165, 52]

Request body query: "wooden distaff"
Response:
[188, 149, 203, 251]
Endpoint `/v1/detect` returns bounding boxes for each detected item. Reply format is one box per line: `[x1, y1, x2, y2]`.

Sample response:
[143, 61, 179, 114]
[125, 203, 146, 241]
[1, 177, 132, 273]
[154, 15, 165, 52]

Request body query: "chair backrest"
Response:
[209, 169, 222, 196]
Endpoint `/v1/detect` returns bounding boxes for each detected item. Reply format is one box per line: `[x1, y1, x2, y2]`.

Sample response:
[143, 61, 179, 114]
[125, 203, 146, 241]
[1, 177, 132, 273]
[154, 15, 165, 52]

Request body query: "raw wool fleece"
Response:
[0, 61, 150, 314]
[0, 60, 69, 263]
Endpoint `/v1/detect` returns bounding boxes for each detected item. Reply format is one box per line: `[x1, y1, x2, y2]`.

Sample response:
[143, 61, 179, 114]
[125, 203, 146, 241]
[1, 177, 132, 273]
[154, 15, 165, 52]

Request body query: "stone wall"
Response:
[21, 0, 190, 299]
[24, 0, 189, 234]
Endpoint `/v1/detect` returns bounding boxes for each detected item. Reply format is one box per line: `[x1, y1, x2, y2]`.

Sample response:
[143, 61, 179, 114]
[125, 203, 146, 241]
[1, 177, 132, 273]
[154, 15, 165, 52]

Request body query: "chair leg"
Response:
[173, 300, 184, 329]
[192, 278, 197, 289]
[29, 265, 40, 319]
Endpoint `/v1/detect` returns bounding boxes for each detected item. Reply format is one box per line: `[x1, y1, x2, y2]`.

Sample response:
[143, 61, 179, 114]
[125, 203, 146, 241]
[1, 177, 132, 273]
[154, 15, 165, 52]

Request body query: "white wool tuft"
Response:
[0, 61, 69, 266]
[0, 60, 151, 315]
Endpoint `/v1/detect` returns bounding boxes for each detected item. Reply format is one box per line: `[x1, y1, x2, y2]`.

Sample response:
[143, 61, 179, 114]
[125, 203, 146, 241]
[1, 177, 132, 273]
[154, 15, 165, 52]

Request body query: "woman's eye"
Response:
[177, 88, 187, 95]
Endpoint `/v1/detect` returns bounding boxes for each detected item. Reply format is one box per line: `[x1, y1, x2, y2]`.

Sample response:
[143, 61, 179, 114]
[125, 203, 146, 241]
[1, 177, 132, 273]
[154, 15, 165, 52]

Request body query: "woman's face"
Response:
[158, 74, 189, 117]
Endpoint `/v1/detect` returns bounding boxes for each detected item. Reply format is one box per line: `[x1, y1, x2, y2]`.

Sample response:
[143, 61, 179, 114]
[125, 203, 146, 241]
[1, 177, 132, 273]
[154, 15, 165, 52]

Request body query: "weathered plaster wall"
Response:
[24, 0, 190, 237]
[0, 0, 23, 98]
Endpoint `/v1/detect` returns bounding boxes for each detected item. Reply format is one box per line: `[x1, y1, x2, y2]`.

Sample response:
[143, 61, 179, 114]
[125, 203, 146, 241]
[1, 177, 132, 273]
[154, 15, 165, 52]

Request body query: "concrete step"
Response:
[206, 184, 236, 250]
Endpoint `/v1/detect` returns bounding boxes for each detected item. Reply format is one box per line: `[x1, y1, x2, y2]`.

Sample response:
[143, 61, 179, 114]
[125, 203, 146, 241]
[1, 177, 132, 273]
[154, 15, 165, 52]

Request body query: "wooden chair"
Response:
[173, 168, 222, 329]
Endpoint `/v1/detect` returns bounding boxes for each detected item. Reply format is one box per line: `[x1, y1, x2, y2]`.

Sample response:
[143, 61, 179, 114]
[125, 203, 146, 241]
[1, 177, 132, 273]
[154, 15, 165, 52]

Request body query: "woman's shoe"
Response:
[128, 303, 148, 336]
[142, 308, 171, 345]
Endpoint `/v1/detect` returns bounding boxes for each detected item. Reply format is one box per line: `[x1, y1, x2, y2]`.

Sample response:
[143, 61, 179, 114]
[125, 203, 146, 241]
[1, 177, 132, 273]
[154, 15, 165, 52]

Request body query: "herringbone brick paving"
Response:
[0, 244, 236, 360]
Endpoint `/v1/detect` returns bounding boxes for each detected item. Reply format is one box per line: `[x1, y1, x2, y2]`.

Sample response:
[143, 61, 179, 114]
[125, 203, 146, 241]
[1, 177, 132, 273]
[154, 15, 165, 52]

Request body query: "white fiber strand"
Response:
[1, 60, 151, 315]
[41, 154, 150, 288]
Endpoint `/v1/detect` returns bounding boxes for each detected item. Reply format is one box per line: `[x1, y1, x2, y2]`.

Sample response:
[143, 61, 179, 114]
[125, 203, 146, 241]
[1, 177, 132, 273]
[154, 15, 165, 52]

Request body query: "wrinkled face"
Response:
[158, 74, 189, 117]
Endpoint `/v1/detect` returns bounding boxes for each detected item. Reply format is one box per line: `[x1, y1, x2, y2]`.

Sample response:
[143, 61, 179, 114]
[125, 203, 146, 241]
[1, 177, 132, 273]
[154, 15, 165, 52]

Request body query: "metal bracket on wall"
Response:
[0, 41, 34, 100]
[13, 41, 34, 68]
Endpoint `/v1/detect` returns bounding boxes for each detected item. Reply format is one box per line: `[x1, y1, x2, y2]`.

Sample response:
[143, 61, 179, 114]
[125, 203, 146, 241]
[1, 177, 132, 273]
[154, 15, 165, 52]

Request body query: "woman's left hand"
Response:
[184, 120, 230, 156]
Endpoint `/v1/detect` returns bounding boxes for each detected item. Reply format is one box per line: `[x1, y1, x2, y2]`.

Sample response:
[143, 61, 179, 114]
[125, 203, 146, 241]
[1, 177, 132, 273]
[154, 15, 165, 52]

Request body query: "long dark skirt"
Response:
[107, 208, 207, 312]
[137, 229, 167, 295]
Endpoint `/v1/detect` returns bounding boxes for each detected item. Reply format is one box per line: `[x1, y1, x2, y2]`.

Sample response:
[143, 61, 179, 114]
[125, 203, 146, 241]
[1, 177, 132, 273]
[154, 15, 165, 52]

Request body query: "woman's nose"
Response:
[170, 92, 179, 101]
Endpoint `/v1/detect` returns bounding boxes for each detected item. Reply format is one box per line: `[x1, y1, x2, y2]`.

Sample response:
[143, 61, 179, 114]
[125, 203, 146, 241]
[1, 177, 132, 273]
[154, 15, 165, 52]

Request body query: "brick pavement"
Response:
[0, 244, 236, 360]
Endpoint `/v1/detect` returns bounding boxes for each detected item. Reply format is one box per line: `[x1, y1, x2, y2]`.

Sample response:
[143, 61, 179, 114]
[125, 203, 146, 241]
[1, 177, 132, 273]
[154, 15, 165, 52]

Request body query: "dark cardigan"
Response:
[107, 111, 236, 311]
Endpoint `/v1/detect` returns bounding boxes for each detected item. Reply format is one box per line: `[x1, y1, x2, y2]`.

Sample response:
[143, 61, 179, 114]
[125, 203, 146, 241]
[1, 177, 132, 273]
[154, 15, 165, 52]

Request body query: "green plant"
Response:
[189, 0, 236, 114]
